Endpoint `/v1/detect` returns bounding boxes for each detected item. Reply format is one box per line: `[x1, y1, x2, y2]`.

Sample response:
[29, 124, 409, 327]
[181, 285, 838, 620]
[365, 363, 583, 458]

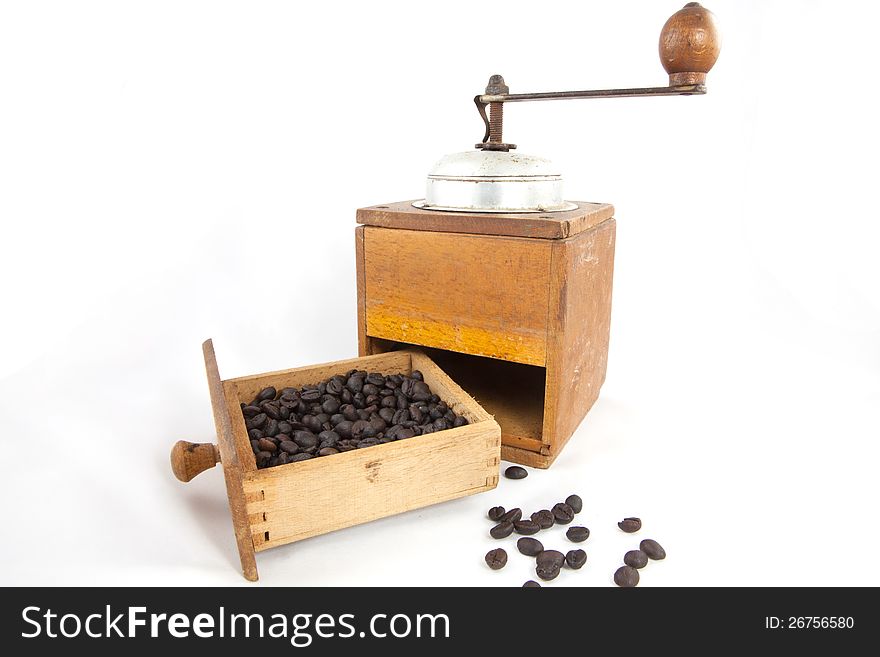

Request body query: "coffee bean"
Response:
[639, 539, 666, 560]
[293, 430, 318, 449]
[499, 508, 522, 523]
[614, 565, 640, 587]
[263, 402, 281, 420]
[485, 548, 508, 570]
[565, 494, 583, 514]
[536, 563, 561, 581]
[257, 438, 276, 453]
[504, 466, 528, 480]
[318, 447, 339, 457]
[490, 521, 514, 539]
[258, 387, 276, 401]
[488, 506, 506, 522]
[517, 537, 544, 557]
[410, 370, 423, 381]
[531, 510, 555, 529]
[263, 418, 278, 436]
[318, 430, 340, 446]
[291, 453, 314, 462]
[301, 389, 322, 402]
[242, 405, 262, 418]
[279, 441, 299, 455]
[565, 549, 587, 569]
[624, 550, 649, 569]
[513, 520, 540, 535]
[411, 381, 432, 402]
[247, 428, 264, 440]
[522, 580, 541, 588]
[366, 373, 386, 387]
[618, 517, 642, 533]
[566, 526, 590, 543]
[453, 415, 469, 427]
[536, 550, 565, 570]
[248, 413, 267, 429]
[552, 503, 575, 524]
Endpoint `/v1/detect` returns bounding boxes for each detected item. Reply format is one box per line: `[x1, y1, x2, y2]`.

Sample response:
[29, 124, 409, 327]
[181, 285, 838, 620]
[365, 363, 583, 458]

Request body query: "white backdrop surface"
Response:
[0, 0, 878, 586]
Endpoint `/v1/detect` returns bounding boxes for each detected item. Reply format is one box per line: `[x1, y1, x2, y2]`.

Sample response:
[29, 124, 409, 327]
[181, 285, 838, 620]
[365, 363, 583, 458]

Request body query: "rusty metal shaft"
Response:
[488, 102, 504, 143]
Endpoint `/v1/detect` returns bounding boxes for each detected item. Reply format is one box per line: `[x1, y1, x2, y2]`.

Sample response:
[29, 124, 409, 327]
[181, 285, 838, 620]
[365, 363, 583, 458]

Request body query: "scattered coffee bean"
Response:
[565, 494, 583, 514]
[552, 502, 575, 524]
[241, 369, 469, 469]
[485, 548, 508, 570]
[488, 506, 506, 522]
[531, 510, 555, 529]
[504, 465, 528, 480]
[499, 508, 522, 524]
[618, 517, 642, 533]
[513, 520, 541, 536]
[536, 550, 565, 570]
[490, 521, 515, 539]
[517, 537, 544, 557]
[566, 526, 590, 543]
[536, 564, 561, 581]
[522, 580, 541, 588]
[624, 549, 649, 569]
[640, 539, 666, 560]
[614, 565, 640, 587]
[565, 549, 587, 569]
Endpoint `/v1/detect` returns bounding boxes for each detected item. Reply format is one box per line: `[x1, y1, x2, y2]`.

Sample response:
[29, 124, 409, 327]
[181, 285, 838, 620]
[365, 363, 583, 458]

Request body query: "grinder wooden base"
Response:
[356, 200, 616, 468]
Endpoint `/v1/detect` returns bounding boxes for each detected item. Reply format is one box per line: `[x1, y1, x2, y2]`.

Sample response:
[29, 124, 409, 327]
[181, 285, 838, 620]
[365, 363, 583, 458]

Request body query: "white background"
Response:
[1, 0, 878, 586]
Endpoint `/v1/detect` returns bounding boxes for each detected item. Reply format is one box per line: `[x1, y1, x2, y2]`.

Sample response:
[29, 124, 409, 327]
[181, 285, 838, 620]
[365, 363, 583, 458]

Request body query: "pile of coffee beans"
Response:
[240, 369, 469, 469]
[483, 493, 667, 587]
[484, 494, 588, 584]
[613, 519, 666, 587]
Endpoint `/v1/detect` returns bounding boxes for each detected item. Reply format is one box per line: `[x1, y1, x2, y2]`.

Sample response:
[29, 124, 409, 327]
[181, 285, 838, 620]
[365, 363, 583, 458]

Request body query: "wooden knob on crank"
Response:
[171, 440, 220, 482]
[659, 3, 721, 87]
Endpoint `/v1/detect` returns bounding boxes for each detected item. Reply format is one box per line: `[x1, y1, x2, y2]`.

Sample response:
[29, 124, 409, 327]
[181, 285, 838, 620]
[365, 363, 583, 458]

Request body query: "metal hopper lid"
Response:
[413, 150, 576, 214]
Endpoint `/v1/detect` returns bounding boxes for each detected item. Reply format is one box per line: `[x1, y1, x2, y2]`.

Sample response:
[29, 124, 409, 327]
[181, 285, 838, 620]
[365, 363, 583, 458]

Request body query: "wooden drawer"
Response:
[171, 341, 500, 581]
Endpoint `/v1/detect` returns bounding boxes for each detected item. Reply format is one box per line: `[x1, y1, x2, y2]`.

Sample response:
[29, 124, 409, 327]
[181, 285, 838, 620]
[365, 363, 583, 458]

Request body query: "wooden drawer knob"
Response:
[171, 440, 220, 482]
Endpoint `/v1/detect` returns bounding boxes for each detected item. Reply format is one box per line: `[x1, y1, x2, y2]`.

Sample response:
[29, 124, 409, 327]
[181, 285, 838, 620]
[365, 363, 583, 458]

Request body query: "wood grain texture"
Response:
[363, 227, 551, 366]
[238, 350, 501, 549]
[355, 225, 371, 356]
[659, 2, 721, 86]
[228, 351, 413, 403]
[501, 444, 553, 469]
[202, 339, 259, 581]
[170, 441, 219, 482]
[542, 218, 616, 465]
[409, 346, 547, 452]
[245, 421, 500, 549]
[357, 200, 614, 240]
